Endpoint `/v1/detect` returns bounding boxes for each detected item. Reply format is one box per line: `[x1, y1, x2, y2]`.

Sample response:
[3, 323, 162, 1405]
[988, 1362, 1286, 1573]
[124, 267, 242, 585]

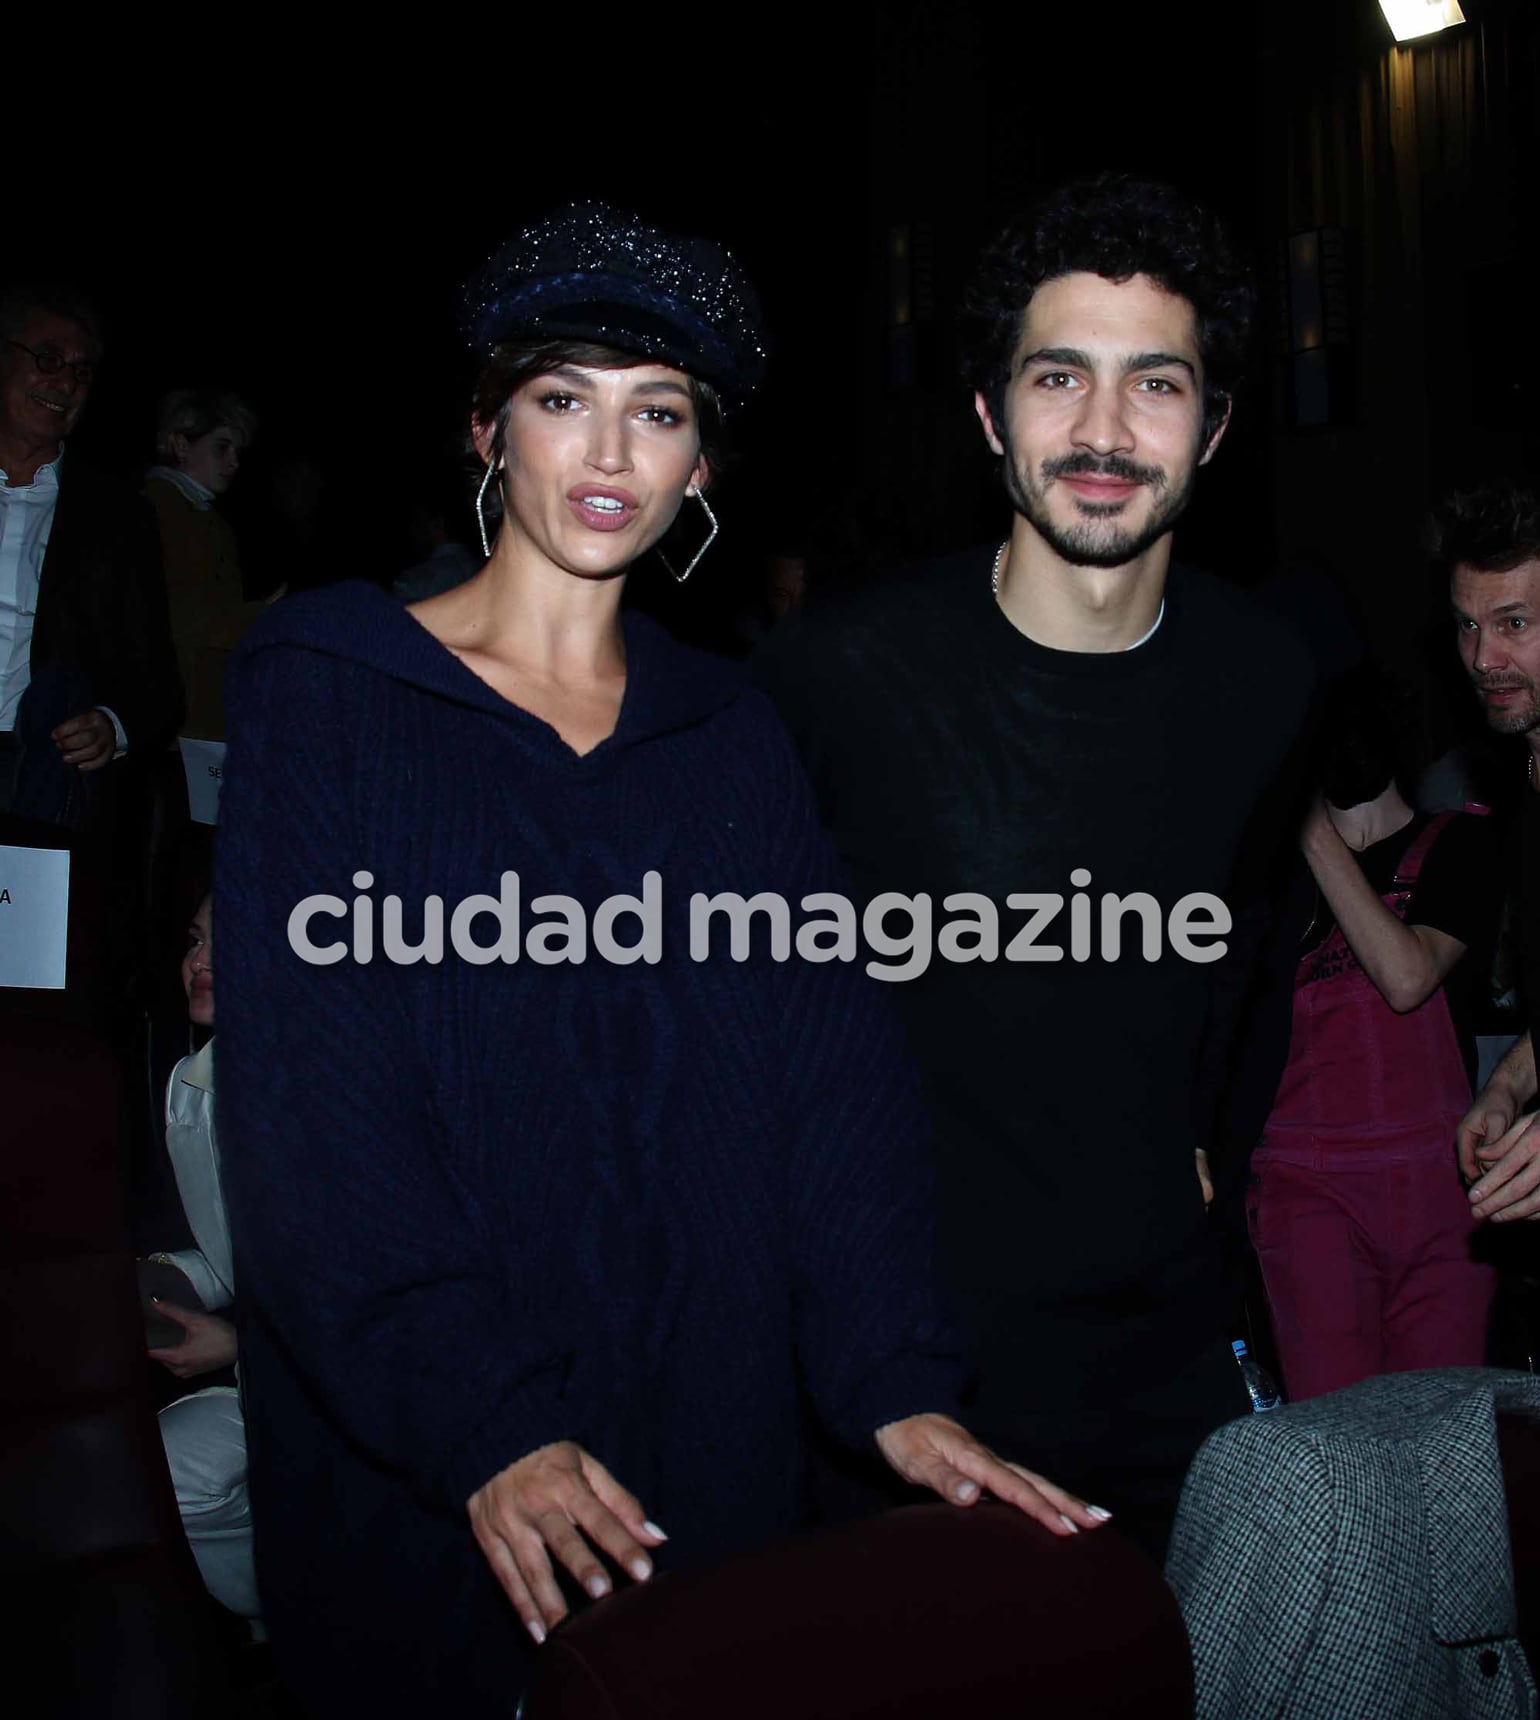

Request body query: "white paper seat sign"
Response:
[0, 844, 70, 990]
[180, 738, 228, 826]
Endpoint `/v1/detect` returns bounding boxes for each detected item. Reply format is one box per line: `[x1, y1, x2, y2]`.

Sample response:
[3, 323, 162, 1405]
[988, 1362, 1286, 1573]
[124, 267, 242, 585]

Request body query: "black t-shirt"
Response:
[1299, 809, 1502, 1080]
[756, 547, 1314, 1407]
[1300, 809, 1497, 958]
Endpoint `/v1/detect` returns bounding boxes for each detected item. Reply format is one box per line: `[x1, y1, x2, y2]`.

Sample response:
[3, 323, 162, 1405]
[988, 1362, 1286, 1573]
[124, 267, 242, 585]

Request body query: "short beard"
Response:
[1474, 681, 1540, 736]
[1000, 442, 1199, 569]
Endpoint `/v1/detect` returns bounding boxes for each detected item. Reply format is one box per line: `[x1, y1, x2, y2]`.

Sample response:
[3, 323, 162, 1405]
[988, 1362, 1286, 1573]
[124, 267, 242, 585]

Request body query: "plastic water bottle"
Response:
[1232, 1339, 1282, 1412]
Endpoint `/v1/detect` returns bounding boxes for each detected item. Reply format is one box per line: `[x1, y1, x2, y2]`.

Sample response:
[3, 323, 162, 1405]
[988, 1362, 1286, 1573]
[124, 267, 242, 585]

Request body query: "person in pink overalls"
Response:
[1248, 687, 1500, 1402]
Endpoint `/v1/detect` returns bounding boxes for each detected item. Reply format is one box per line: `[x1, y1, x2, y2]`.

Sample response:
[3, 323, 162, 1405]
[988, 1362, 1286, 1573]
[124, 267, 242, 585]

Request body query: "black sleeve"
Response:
[1194, 642, 1320, 1166]
[50, 468, 184, 750]
[1405, 810, 1502, 951]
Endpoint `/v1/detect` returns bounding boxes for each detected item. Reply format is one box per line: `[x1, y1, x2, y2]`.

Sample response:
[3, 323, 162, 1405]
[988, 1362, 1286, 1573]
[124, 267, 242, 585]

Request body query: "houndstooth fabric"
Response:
[1167, 1368, 1540, 1719]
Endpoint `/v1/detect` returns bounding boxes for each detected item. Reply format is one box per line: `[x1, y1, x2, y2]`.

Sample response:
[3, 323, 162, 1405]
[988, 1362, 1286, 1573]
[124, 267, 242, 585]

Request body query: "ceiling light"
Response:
[1378, 0, 1466, 43]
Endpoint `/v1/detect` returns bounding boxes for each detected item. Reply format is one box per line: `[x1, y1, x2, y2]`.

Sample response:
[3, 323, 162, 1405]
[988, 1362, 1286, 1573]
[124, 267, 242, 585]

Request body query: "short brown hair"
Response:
[1428, 481, 1540, 575]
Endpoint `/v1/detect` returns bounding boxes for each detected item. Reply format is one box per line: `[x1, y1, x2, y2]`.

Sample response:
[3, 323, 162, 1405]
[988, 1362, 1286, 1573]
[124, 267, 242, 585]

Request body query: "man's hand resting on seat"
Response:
[874, 1413, 1111, 1535]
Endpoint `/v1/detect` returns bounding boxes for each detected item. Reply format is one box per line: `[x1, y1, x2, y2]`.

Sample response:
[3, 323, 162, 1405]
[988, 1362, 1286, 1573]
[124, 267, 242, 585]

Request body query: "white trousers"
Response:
[159, 1385, 261, 1623]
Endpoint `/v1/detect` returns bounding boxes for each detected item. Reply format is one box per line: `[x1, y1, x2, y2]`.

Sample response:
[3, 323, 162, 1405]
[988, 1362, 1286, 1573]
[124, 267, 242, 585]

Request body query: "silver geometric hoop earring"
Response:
[475, 459, 502, 559]
[657, 488, 719, 584]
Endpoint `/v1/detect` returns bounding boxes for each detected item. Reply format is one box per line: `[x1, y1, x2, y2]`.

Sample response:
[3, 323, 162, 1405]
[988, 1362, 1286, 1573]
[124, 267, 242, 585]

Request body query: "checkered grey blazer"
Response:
[1166, 1368, 1540, 1719]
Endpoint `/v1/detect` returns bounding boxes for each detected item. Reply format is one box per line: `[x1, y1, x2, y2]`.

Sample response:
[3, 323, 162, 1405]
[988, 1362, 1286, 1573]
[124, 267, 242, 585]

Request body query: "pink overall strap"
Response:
[1384, 803, 1487, 920]
[1389, 810, 1456, 900]
[1388, 802, 1488, 892]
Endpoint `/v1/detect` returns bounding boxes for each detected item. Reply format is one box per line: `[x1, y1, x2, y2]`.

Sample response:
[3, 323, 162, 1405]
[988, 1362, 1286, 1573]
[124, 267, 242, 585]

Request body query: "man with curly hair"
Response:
[1443, 483, 1540, 1225]
[757, 174, 1313, 1556]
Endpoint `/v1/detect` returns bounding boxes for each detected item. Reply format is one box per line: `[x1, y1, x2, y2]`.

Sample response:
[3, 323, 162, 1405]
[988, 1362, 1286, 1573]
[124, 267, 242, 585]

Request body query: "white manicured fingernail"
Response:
[1059, 1514, 1080, 1533]
[954, 1480, 978, 1502]
[529, 1620, 547, 1646]
[1088, 1505, 1113, 1521]
[630, 1557, 652, 1581]
[643, 1521, 668, 1541]
[586, 1575, 610, 1598]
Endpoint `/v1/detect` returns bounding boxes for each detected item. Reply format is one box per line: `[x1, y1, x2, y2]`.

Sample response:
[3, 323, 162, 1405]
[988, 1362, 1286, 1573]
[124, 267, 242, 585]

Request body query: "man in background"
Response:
[1446, 483, 1540, 1224]
[0, 284, 180, 828]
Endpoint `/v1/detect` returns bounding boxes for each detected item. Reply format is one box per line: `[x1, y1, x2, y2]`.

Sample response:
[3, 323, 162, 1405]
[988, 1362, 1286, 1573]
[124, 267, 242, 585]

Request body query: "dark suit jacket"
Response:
[30, 454, 182, 753]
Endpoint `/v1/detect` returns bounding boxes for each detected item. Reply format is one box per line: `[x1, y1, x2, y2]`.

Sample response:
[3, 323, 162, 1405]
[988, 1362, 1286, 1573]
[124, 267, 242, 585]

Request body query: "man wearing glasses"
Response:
[0, 286, 180, 826]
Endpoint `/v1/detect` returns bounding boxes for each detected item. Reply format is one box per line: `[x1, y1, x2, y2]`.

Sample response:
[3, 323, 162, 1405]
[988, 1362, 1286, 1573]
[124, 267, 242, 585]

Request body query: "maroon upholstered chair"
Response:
[521, 1502, 1194, 1720]
[0, 834, 223, 1719]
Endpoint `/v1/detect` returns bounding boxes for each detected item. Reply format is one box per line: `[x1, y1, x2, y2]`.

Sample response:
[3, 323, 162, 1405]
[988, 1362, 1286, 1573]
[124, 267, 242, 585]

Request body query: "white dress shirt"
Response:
[0, 451, 126, 747]
[145, 464, 214, 511]
[0, 453, 60, 731]
[158, 1040, 234, 1308]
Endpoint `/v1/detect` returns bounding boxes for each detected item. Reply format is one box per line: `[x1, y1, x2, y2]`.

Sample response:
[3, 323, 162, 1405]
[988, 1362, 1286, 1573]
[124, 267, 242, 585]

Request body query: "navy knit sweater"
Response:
[216, 582, 962, 1712]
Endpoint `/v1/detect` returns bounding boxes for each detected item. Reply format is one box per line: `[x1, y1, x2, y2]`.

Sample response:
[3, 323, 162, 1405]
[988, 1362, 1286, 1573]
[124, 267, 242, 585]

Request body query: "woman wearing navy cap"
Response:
[215, 205, 1102, 1711]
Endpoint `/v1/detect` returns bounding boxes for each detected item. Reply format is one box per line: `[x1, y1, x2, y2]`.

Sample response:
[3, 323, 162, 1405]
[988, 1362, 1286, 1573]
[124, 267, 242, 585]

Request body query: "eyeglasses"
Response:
[4, 339, 95, 387]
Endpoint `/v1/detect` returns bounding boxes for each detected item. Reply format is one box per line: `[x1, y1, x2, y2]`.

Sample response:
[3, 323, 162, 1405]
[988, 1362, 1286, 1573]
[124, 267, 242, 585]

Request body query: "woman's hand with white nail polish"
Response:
[467, 1441, 666, 1644]
[873, 1412, 1110, 1537]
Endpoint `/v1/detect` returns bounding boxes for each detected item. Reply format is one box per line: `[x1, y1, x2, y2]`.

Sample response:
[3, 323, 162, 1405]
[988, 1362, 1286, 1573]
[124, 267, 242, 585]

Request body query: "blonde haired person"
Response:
[145, 388, 262, 740]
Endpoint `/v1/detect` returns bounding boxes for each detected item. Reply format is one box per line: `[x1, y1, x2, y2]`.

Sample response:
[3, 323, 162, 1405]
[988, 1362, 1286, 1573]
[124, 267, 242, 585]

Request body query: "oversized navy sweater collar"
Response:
[239, 579, 748, 760]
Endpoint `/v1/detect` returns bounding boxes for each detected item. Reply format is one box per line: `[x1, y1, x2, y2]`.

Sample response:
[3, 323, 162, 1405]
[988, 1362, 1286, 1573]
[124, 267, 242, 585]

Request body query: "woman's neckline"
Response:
[398, 592, 633, 762]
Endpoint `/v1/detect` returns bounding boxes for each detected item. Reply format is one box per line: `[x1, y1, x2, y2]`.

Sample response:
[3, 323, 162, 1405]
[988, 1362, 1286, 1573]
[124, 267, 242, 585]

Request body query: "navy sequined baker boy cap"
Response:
[461, 202, 769, 402]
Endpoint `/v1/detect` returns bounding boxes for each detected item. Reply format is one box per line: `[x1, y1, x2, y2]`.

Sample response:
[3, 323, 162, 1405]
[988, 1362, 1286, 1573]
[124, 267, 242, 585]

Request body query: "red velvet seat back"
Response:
[523, 1502, 1194, 1720]
[0, 967, 220, 1712]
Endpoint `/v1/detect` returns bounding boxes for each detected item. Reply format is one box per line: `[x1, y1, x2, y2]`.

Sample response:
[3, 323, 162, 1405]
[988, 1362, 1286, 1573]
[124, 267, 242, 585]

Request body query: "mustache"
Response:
[1474, 676, 1532, 691]
[1042, 452, 1165, 487]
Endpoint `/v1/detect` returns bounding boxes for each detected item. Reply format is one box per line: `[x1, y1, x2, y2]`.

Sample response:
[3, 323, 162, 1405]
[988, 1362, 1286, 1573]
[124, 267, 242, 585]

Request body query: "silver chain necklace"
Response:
[996, 540, 1167, 649]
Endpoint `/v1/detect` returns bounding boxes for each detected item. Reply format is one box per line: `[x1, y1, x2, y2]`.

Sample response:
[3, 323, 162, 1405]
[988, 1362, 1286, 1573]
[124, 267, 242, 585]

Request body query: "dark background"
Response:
[16, 0, 1538, 709]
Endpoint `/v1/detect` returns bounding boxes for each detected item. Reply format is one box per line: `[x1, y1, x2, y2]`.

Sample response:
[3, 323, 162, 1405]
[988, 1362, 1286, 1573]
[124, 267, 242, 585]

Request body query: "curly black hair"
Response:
[1427, 481, 1540, 575]
[958, 173, 1255, 448]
